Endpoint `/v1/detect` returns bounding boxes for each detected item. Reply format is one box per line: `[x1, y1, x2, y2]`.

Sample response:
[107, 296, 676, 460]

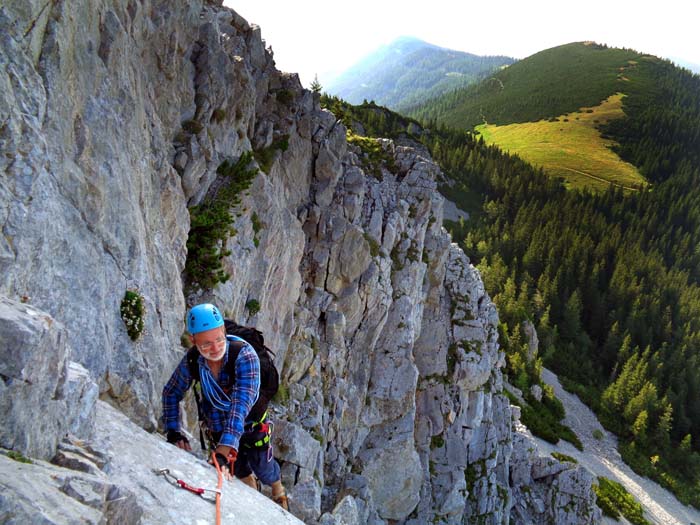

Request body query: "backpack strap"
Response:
[224, 336, 246, 379]
[185, 347, 208, 450]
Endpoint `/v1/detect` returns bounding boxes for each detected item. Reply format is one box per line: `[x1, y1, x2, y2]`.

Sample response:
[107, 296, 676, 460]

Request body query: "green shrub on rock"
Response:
[120, 290, 145, 341]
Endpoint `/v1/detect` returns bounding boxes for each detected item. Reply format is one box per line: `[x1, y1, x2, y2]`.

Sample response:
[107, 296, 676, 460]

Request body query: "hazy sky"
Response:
[224, 0, 700, 87]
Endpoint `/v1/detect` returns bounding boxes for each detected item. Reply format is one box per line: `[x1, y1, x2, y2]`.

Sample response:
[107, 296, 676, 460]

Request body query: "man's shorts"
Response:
[234, 445, 281, 486]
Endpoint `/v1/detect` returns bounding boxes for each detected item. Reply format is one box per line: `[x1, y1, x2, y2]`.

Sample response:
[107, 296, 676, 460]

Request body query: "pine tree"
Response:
[310, 74, 322, 94]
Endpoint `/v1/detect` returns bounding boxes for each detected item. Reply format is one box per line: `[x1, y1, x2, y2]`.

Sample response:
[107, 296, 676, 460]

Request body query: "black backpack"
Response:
[187, 320, 280, 448]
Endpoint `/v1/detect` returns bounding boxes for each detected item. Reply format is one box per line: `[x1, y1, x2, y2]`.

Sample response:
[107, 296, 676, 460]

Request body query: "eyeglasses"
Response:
[196, 337, 227, 352]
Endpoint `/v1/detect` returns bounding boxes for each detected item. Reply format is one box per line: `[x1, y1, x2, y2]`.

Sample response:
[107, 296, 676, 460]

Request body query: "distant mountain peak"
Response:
[325, 38, 515, 110]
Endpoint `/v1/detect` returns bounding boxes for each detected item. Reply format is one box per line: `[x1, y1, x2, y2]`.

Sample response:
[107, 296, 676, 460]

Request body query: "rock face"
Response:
[0, 296, 97, 460]
[510, 426, 601, 525]
[0, 1, 600, 524]
[0, 401, 304, 525]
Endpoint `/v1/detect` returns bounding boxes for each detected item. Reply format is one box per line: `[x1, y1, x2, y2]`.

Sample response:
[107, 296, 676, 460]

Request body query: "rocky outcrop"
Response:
[0, 1, 600, 524]
[0, 400, 304, 525]
[510, 424, 601, 524]
[0, 296, 97, 461]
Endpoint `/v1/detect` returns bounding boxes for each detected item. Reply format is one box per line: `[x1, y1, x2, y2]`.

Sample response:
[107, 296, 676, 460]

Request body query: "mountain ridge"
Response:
[326, 36, 515, 111]
[409, 41, 647, 129]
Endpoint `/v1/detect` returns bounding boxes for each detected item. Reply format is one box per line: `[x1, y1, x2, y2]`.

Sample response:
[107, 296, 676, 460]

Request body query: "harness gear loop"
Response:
[241, 415, 273, 449]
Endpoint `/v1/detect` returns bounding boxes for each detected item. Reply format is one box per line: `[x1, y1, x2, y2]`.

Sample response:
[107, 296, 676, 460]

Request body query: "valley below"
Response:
[526, 369, 700, 525]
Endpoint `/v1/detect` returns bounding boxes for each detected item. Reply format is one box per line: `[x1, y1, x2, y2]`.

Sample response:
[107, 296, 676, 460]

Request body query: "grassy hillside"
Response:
[409, 42, 646, 129]
[325, 36, 514, 111]
[475, 93, 646, 191]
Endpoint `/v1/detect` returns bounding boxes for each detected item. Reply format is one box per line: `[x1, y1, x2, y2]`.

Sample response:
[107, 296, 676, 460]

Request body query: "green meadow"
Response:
[475, 94, 647, 191]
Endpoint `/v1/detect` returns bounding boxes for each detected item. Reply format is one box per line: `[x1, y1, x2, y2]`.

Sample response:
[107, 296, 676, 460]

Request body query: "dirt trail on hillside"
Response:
[554, 165, 641, 191]
[526, 368, 700, 525]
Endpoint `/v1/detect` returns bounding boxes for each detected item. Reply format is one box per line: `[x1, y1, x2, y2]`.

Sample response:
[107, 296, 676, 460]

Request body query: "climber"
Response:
[162, 303, 288, 510]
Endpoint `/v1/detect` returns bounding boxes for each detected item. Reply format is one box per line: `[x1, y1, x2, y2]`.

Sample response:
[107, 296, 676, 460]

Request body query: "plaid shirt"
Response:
[162, 337, 260, 450]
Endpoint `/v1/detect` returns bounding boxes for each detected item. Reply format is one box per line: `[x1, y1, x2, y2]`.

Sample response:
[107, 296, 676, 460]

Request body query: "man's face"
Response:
[192, 326, 227, 362]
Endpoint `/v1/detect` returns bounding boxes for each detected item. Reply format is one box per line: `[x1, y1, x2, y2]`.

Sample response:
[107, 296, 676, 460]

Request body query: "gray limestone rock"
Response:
[273, 420, 322, 472]
[509, 425, 601, 525]
[289, 478, 323, 523]
[0, 1, 602, 524]
[530, 383, 543, 402]
[331, 495, 362, 525]
[0, 401, 304, 524]
[0, 297, 72, 460]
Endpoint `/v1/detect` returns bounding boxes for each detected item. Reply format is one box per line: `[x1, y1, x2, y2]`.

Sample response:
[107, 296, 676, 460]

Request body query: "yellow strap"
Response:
[253, 435, 271, 447]
[252, 410, 268, 426]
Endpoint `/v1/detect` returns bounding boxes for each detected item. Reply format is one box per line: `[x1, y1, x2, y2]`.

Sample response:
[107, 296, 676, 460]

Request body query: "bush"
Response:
[120, 290, 145, 341]
[6, 450, 32, 464]
[346, 130, 396, 180]
[520, 390, 583, 450]
[254, 135, 289, 173]
[251, 212, 263, 247]
[184, 152, 258, 293]
[245, 299, 261, 316]
[551, 452, 578, 463]
[594, 476, 650, 525]
[275, 89, 294, 106]
[182, 119, 203, 135]
[211, 109, 226, 123]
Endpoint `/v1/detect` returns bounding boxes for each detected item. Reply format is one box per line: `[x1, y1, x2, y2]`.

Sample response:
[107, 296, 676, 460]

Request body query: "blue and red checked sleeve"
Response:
[162, 354, 193, 432]
[219, 343, 260, 450]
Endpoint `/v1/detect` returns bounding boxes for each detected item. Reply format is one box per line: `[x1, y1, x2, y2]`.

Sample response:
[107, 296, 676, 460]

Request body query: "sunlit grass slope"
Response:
[475, 94, 647, 191]
[409, 42, 643, 129]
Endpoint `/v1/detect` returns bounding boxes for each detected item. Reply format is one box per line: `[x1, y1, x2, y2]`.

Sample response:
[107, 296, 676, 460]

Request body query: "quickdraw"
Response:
[154, 468, 220, 502]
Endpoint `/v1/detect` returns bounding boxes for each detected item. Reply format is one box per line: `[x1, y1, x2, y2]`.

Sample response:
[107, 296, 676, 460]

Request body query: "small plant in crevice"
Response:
[551, 451, 578, 464]
[363, 232, 381, 257]
[273, 383, 289, 404]
[120, 289, 145, 341]
[251, 212, 263, 248]
[6, 450, 32, 464]
[184, 152, 258, 293]
[275, 89, 294, 106]
[245, 299, 261, 316]
[211, 108, 226, 123]
[431, 434, 446, 449]
[346, 130, 396, 180]
[254, 135, 289, 173]
[446, 342, 460, 376]
[181, 119, 203, 135]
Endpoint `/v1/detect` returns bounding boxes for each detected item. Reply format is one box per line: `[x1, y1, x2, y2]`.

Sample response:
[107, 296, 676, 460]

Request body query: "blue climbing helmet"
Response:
[187, 303, 224, 334]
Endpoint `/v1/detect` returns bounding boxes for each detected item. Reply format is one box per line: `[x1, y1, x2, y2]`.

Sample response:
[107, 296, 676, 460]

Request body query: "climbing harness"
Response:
[154, 468, 220, 502]
[241, 412, 273, 449]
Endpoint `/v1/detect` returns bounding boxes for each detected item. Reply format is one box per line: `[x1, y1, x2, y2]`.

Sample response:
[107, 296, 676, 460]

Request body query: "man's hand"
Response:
[209, 445, 237, 480]
[166, 430, 192, 451]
